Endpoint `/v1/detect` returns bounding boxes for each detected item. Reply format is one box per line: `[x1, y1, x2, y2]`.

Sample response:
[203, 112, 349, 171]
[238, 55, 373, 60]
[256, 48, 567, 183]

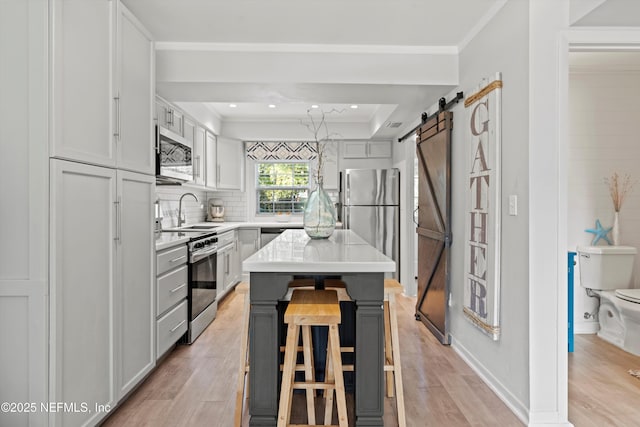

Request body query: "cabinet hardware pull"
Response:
[169, 255, 186, 263]
[113, 95, 120, 140]
[170, 283, 186, 293]
[170, 319, 186, 333]
[114, 199, 121, 242]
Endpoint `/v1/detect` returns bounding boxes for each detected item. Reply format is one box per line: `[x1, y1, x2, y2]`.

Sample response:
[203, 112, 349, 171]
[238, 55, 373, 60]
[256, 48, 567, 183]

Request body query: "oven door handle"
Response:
[190, 246, 219, 263]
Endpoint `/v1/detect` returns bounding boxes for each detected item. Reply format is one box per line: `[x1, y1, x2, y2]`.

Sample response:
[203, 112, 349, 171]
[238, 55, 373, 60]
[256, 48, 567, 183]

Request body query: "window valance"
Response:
[245, 141, 317, 161]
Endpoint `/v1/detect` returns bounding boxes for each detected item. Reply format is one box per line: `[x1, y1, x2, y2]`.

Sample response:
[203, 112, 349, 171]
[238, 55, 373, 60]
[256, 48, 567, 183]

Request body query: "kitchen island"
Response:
[243, 229, 395, 426]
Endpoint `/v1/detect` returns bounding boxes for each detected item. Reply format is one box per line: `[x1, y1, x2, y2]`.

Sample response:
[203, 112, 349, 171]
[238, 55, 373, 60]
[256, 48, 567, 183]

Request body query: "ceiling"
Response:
[570, 51, 640, 72]
[122, 1, 640, 140]
[122, 0, 505, 139]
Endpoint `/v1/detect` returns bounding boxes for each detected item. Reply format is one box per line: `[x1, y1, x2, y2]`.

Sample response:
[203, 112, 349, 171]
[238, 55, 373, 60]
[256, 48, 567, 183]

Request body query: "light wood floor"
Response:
[569, 334, 640, 426]
[102, 291, 523, 426]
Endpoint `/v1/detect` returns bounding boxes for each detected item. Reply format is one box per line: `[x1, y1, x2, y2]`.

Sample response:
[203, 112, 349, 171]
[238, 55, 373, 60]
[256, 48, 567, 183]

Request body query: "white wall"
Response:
[568, 70, 640, 333]
[449, 0, 531, 419]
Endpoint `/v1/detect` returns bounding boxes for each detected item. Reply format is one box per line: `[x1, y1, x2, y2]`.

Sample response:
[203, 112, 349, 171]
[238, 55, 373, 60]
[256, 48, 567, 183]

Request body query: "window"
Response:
[256, 162, 309, 214]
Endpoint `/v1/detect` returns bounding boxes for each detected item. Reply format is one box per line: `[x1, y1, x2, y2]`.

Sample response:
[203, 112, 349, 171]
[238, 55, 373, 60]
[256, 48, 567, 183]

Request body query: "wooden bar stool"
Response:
[279, 289, 348, 427]
[234, 280, 338, 427]
[383, 278, 406, 427]
[322, 278, 406, 427]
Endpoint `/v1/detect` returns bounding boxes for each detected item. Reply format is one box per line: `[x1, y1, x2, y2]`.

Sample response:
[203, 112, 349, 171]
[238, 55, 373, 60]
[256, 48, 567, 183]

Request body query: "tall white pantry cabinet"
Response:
[1, 1, 156, 426]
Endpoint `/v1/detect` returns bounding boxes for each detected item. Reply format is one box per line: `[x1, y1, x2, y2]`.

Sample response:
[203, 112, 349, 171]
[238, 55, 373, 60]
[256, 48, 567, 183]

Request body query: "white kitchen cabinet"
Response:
[50, 159, 117, 427]
[115, 170, 155, 398]
[156, 244, 188, 359]
[183, 116, 195, 144]
[321, 142, 339, 190]
[156, 97, 183, 137]
[0, 3, 49, 426]
[238, 228, 260, 282]
[367, 141, 392, 158]
[216, 231, 238, 297]
[52, 0, 154, 175]
[192, 125, 206, 186]
[50, 160, 155, 425]
[116, 6, 154, 174]
[342, 140, 391, 159]
[205, 131, 218, 189]
[217, 136, 243, 190]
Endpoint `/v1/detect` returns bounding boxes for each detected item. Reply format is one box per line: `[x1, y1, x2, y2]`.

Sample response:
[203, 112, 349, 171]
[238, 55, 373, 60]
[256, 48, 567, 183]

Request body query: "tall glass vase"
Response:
[612, 211, 620, 245]
[303, 178, 336, 239]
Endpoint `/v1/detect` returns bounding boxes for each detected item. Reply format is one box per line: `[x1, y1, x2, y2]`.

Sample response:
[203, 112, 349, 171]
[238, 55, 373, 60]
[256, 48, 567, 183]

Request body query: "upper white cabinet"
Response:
[52, 0, 154, 175]
[192, 125, 206, 186]
[156, 97, 183, 137]
[205, 131, 218, 189]
[321, 142, 339, 190]
[342, 140, 391, 159]
[217, 136, 243, 190]
[116, 5, 155, 174]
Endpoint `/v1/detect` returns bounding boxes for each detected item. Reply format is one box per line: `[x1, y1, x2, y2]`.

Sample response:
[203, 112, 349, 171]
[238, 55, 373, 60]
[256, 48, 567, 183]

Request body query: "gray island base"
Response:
[243, 230, 395, 426]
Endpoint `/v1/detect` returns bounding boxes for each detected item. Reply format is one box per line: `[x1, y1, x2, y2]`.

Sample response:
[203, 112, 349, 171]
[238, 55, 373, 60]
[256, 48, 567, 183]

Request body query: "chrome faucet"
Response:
[178, 192, 198, 228]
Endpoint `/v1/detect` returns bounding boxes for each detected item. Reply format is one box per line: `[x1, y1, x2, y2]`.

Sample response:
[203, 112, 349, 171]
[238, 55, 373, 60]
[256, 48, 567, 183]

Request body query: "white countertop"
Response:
[243, 229, 395, 273]
[155, 221, 310, 251]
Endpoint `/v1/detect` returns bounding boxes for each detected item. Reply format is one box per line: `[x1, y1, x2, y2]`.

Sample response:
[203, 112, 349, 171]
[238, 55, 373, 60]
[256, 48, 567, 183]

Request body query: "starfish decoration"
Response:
[585, 219, 612, 245]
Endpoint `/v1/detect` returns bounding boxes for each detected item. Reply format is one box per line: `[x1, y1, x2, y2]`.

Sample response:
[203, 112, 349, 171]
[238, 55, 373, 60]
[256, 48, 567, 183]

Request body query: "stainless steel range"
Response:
[185, 232, 219, 343]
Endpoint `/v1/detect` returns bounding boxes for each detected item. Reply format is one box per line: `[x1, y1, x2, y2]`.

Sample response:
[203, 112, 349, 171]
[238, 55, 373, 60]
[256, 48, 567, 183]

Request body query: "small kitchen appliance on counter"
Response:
[206, 199, 225, 222]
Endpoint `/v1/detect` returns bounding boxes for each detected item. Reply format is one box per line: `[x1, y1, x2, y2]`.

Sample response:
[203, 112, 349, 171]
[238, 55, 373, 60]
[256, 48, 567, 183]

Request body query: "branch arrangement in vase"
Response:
[300, 108, 343, 185]
[605, 172, 636, 213]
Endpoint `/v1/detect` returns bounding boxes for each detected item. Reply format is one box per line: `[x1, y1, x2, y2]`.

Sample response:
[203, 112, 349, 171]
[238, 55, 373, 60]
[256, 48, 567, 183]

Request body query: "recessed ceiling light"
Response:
[229, 103, 237, 108]
[311, 104, 319, 109]
[268, 104, 276, 108]
[350, 104, 359, 109]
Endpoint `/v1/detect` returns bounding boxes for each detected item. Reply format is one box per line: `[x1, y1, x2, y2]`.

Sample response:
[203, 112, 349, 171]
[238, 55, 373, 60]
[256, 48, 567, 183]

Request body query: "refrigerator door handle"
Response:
[345, 174, 350, 205]
[343, 206, 349, 229]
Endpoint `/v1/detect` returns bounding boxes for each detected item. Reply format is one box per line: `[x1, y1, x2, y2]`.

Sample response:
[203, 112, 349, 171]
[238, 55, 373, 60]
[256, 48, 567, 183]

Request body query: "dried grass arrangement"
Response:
[605, 172, 636, 212]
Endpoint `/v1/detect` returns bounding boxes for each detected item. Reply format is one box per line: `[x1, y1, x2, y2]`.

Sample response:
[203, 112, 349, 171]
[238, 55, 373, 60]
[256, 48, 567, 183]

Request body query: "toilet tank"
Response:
[577, 246, 637, 290]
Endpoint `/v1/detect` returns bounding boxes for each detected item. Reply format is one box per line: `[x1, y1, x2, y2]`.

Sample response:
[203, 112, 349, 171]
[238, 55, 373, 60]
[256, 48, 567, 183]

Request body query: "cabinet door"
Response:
[238, 228, 260, 282]
[50, 159, 117, 427]
[192, 125, 206, 186]
[239, 228, 260, 261]
[322, 142, 339, 190]
[51, 0, 116, 167]
[342, 141, 368, 158]
[116, 170, 155, 399]
[156, 99, 170, 128]
[367, 141, 391, 158]
[117, 4, 154, 174]
[183, 117, 196, 144]
[217, 136, 243, 190]
[205, 131, 217, 189]
[168, 108, 183, 136]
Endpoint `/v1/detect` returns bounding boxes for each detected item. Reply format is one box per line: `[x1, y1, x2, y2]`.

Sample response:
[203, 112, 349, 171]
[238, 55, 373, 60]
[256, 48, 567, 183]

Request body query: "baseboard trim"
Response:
[451, 337, 529, 425]
[574, 321, 598, 334]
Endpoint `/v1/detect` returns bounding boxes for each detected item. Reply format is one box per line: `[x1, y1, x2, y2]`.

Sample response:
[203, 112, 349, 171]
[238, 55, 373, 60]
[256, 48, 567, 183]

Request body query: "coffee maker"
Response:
[206, 199, 225, 222]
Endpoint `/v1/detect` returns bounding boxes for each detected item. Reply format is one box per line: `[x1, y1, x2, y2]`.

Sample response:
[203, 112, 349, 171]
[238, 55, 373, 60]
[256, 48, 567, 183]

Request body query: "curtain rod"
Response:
[397, 91, 464, 143]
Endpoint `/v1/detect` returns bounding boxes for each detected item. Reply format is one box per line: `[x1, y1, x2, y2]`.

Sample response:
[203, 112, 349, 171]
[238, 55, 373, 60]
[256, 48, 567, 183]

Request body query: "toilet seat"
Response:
[615, 289, 640, 304]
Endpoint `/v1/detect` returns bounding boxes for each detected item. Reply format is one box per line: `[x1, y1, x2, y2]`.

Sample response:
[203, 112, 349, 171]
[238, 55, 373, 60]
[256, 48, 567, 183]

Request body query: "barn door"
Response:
[415, 111, 452, 344]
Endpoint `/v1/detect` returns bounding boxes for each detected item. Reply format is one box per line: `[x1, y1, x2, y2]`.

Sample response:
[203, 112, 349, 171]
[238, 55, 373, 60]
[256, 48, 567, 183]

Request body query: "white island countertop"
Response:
[243, 229, 395, 273]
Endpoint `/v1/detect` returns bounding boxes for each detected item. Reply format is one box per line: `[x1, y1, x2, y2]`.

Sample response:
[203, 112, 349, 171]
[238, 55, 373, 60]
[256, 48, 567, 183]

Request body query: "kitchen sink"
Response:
[180, 225, 220, 230]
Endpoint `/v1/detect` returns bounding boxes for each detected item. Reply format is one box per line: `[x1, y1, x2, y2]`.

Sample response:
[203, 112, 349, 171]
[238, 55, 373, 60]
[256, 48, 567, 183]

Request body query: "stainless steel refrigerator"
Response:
[340, 168, 400, 279]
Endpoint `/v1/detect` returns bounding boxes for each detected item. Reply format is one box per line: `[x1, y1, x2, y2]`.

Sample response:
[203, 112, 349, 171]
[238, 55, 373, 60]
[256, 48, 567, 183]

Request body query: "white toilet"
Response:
[577, 245, 640, 356]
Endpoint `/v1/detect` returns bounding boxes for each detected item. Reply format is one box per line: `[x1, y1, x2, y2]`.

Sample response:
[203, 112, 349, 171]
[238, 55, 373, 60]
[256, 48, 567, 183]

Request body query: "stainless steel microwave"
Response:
[156, 126, 193, 183]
